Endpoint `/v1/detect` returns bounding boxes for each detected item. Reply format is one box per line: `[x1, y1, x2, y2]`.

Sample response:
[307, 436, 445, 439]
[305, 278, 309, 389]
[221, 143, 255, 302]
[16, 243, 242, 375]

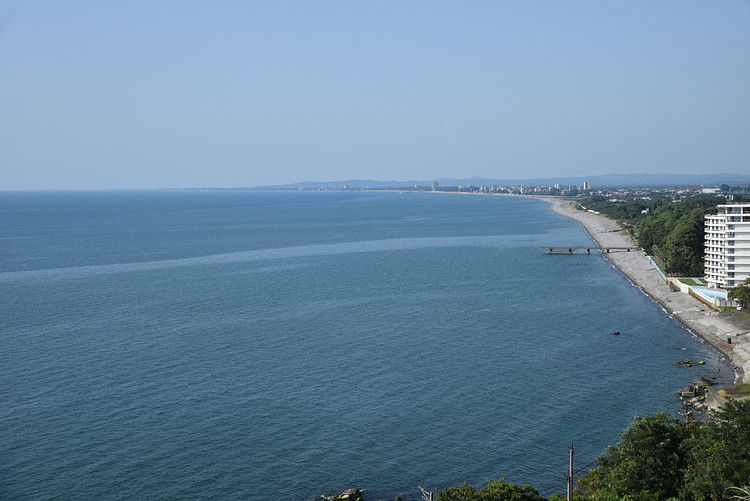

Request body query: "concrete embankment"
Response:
[535, 196, 750, 389]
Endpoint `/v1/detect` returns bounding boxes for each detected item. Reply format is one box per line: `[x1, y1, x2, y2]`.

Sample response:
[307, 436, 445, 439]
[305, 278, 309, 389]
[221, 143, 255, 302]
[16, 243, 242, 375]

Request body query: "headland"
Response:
[535, 196, 750, 387]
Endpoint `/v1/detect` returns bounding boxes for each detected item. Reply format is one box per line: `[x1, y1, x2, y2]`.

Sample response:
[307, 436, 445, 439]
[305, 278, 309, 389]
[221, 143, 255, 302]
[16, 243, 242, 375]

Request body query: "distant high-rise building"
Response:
[583, 181, 592, 191]
[432, 181, 438, 191]
[705, 203, 750, 289]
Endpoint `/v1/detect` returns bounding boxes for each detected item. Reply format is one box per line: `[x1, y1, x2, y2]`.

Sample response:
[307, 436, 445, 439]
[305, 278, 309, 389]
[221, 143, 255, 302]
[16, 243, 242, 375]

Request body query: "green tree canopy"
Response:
[729, 277, 750, 308]
[681, 400, 750, 500]
[637, 201, 718, 275]
[430, 397, 750, 501]
[579, 194, 725, 275]
[435, 478, 548, 501]
[575, 413, 689, 500]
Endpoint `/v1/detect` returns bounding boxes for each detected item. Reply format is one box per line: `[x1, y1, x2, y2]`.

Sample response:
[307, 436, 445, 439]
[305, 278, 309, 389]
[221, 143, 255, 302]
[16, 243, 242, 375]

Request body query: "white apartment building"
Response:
[704, 203, 750, 289]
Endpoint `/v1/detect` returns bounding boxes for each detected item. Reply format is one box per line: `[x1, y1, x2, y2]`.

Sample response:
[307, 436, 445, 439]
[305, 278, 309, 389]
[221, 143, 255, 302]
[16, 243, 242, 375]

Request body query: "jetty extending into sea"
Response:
[536, 196, 750, 391]
[542, 246, 639, 255]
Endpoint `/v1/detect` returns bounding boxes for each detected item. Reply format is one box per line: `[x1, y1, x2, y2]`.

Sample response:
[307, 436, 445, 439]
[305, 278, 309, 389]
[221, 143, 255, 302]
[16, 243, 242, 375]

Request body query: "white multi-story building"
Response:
[704, 203, 750, 289]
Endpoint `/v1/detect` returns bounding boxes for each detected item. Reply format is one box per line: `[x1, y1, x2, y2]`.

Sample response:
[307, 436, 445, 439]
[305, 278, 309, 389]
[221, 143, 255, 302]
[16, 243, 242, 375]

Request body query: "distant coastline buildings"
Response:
[294, 181, 744, 197]
[705, 203, 750, 289]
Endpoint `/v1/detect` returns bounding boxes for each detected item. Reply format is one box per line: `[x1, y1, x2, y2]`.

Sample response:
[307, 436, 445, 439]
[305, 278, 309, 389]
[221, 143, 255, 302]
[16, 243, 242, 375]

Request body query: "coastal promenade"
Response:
[536, 196, 750, 386]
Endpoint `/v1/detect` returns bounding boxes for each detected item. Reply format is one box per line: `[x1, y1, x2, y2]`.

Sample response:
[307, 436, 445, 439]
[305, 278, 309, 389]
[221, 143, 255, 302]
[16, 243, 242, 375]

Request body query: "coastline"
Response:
[534, 196, 750, 387]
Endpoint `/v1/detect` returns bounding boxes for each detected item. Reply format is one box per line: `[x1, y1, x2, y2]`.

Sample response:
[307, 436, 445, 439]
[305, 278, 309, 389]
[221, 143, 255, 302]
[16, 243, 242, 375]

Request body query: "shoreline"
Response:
[533, 196, 750, 387]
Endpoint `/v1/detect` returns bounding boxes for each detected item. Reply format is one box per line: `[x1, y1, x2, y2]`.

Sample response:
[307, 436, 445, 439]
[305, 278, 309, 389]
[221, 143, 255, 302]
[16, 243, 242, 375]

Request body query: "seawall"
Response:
[535, 196, 750, 386]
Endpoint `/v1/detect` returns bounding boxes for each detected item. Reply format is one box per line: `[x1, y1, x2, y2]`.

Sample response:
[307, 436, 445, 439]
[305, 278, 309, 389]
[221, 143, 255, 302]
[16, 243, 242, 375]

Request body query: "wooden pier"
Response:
[542, 246, 639, 255]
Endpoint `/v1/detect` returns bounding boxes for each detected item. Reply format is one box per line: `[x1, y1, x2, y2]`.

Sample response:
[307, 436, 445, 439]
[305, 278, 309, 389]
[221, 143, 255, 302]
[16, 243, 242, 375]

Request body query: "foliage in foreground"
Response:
[575, 413, 687, 499]
[576, 400, 750, 500]
[435, 478, 557, 501]
[680, 400, 750, 500]
[434, 400, 750, 501]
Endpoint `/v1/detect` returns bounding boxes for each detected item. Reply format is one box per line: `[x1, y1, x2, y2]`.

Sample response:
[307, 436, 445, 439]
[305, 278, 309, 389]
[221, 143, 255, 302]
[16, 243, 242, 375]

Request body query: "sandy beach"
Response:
[536, 196, 750, 386]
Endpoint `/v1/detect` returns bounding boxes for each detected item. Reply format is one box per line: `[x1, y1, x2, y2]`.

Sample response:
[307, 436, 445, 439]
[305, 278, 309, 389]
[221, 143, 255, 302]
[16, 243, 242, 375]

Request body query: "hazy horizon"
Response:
[1, 2, 748, 190]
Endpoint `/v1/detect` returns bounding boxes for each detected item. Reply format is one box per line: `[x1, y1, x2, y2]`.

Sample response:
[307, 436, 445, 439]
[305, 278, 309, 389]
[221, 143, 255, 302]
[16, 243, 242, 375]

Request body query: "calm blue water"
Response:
[0, 191, 733, 500]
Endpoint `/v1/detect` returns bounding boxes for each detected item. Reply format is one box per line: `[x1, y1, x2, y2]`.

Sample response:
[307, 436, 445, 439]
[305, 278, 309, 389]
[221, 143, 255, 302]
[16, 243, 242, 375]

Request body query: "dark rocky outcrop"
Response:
[329, 488, 361, 501]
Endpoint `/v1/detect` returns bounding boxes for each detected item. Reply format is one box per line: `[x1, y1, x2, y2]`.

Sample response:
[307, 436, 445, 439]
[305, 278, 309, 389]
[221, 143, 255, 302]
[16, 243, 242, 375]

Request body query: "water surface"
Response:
[0, 191, 732, 500]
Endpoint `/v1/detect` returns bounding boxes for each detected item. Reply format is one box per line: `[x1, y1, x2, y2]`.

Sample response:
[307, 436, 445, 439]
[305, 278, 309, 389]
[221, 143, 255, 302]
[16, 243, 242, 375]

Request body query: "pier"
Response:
[542, 246, 639, 255]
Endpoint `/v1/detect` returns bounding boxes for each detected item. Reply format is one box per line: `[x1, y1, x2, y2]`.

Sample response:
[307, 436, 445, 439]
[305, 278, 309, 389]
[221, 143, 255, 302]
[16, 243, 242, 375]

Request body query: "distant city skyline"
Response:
[1, 1, 748, 190]
[257, 172, 750, 190]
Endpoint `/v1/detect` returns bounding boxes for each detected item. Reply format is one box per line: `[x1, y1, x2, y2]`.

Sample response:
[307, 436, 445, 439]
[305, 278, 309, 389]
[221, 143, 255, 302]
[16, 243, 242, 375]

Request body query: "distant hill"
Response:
[255, 173, 750, 190]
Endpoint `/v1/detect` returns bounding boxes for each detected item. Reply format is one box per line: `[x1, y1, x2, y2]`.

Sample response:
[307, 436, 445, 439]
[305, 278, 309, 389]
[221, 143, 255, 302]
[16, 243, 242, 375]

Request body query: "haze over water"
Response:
[0, 191, 733, 500]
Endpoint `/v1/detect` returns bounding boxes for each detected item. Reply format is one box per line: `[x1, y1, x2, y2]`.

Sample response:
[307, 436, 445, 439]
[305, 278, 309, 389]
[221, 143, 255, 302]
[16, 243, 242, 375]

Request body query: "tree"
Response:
[660, 208, 707, 276]
[575, 413, 689, 500]
[681, 400, 750, 500]
[729, 277, 750, 308]
[435, 478, 548, 501]
[637, 201, 717, 275]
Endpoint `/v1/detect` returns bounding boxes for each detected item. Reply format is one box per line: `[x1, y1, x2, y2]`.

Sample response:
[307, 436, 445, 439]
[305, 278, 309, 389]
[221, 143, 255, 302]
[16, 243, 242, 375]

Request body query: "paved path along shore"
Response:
[537, 196, 750, 385]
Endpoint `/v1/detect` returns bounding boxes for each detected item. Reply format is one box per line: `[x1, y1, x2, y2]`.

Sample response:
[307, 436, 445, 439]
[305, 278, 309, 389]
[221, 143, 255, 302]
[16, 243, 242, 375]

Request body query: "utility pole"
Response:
[567, 442, 576, 501]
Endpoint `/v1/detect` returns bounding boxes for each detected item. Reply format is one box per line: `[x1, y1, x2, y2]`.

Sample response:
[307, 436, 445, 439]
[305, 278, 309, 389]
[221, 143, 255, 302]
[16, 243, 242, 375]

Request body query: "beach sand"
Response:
[537, 196, 750, 385]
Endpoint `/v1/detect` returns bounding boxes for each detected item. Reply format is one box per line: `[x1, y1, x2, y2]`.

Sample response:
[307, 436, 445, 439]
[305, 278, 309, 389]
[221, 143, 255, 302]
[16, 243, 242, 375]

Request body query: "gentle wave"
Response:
[1, 192, 736, 501]
[0, 235, 514, 283]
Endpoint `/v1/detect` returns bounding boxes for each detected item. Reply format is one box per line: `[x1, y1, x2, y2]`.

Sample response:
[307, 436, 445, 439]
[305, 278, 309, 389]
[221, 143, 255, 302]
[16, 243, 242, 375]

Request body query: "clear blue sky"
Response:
[1, 1, 748, 189]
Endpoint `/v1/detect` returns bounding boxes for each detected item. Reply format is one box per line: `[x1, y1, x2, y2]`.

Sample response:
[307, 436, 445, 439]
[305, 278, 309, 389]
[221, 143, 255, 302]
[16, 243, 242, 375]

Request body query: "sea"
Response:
[0, 190, 734, 501]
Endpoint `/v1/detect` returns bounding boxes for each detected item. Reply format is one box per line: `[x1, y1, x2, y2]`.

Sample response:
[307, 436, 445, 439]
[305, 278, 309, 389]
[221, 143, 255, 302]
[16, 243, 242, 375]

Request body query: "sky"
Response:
[1, 1, 749, 189]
